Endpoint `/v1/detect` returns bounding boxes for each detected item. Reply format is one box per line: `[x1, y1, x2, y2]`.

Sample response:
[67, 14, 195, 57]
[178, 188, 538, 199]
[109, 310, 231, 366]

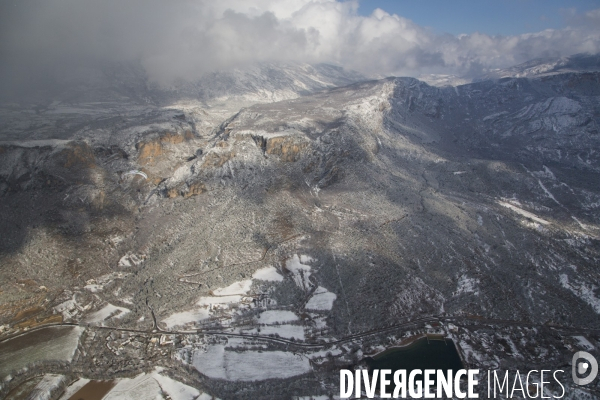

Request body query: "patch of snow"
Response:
[0, 326, 84, 377]
[536, 179, 562, 206]
[547, 97, 581, 114]
[559, 274, 600, 313]
[192, 345, 311, 381]
[84, 303, 130, 325]
[454, 275, 480, 296]
[28, 375, 65, 400]
[542, 166, 556, 180]
[197, 295, 244, 307]
[100, 368, 201, 400]
[300, 255, 314, 263]
[573, 336, 595, 351]
[197, 279, 254, 306]
[305, 286, 337, 311]
[572, 216, 590, 230]
[162, 279, 256, 329]
[254, 325, 305, 340]
[498, 201, 550, 225]
[197, 394, 220, 400]
[84, 284, 103, 293]
[212, 280, 252, 296]
[118, 253, 145, 268]
[308, 347, 343, 360]
[151, 370, 200, 400]
[161, 309, 210, 329]
[459, 341, 483, 364]
[286, 254, 312, 290]
[483, 111, 509, 121]
[312, 315, 328, 329]
[54, 297, 80, 321]
[252, 266, 283, 281]
[103, 373, 162, 400]
[109, 235, 125, 246]
[257, 310, 298, 325]
[83, 272, 130, 293]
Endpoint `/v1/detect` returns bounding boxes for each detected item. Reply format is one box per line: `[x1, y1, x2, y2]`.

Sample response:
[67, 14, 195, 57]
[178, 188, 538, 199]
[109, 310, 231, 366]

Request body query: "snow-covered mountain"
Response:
[476, 52, 600, 81]
[1, 56, 599, 399]
[420, 53, 600, 87]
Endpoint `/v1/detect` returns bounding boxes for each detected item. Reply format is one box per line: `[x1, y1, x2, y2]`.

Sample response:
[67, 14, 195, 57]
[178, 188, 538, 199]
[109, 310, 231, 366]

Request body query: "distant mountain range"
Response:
[476, 52, 600, 81]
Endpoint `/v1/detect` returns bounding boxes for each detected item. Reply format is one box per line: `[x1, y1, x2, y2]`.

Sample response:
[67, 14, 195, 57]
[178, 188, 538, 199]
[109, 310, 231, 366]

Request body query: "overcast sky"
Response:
[1, 0, 599, 91]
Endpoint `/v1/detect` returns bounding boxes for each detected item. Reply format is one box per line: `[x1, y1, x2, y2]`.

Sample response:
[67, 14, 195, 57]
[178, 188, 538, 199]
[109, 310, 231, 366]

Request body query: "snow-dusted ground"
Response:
[192, 345, 311, 381]
[454, 274, 480, 296]
[559, 274, 600, 314]
[2, 56, 600, 399]
[163, 256, 330, 331]
[161, 279, 254, 329]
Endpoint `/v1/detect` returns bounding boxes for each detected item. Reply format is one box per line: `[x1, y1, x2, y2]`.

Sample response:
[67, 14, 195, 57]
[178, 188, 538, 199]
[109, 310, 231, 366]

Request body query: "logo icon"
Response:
[572, 351, 598, 385]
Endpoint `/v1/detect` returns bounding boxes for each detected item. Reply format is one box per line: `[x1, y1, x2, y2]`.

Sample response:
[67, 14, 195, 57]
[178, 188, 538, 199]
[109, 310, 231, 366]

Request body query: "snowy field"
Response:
[257, 310, 299, 324]
[60, 368, 205, 400]
[305, 286, 337, 311]
[192, 345, 311, 381]
[161, 309, 211, 329]
[0, 326, 83, 376]
[251, 324, 305, 340]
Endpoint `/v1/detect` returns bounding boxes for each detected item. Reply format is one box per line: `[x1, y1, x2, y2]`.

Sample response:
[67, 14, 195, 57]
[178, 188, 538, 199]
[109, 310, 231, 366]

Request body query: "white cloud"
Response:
[0, 0, 599, 90]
